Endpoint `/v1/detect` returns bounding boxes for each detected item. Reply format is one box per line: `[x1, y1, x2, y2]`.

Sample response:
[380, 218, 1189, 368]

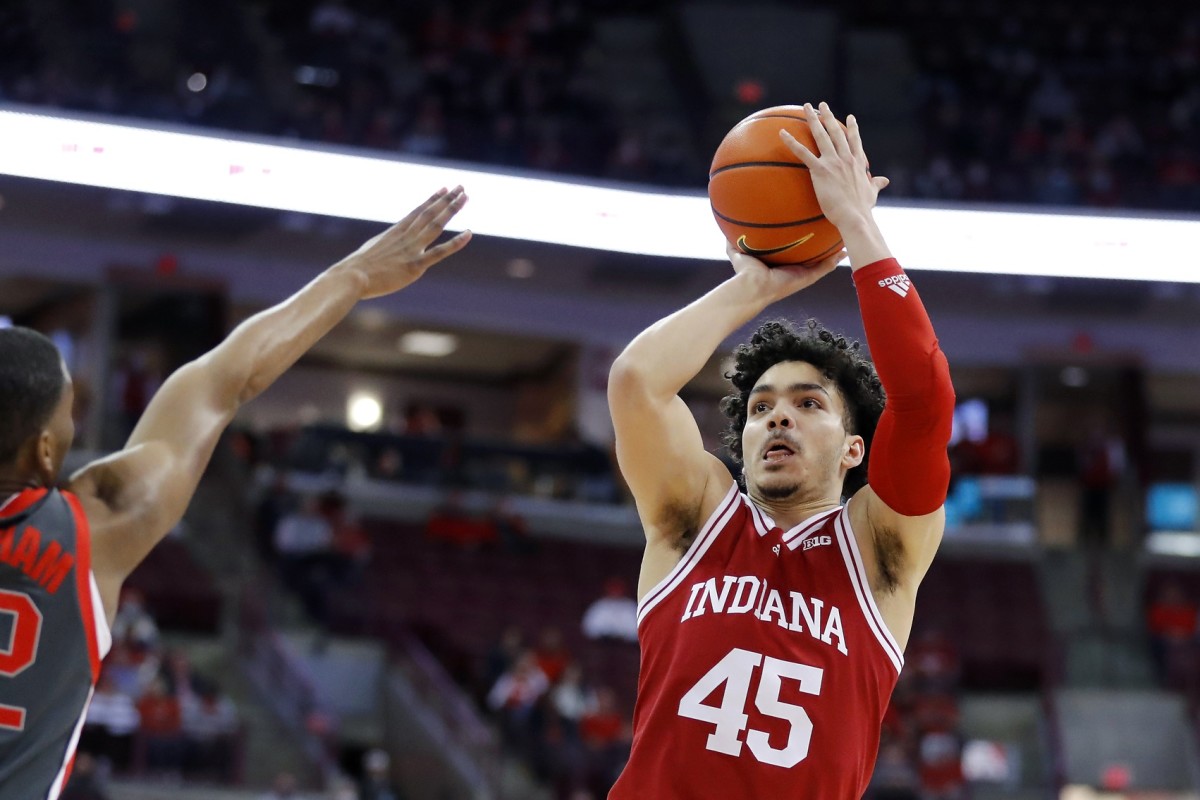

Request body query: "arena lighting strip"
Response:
[2, 105, 1199, 283]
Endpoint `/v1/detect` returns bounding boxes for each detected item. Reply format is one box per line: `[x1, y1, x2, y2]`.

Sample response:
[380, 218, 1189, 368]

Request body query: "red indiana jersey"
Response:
[610, 483, 903, 799]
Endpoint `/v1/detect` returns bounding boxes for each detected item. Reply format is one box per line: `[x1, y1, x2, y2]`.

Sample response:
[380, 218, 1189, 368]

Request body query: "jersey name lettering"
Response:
[678, 575, 848, 656]
[0, 525, 76, 594]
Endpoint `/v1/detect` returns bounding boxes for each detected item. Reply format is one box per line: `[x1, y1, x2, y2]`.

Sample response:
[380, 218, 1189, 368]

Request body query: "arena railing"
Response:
[387, 631, 501, 798]
[236, 590, 338, 788]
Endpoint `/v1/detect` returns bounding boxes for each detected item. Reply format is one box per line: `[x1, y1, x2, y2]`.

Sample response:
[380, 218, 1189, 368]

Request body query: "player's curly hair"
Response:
[719, 318, 885, 496]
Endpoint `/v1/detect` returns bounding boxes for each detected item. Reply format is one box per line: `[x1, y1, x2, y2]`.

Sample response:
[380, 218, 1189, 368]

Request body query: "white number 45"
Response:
[677, 647, 823, 768]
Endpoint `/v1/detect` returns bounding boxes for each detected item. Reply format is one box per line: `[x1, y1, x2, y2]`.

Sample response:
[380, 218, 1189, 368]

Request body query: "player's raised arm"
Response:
[69, 188, 470, 613]
[783, 103, 955, 583]
[608, 241, 844, 565]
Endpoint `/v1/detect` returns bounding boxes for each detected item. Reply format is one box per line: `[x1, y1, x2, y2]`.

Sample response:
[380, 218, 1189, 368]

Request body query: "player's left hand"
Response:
[779, 102, 890, 232]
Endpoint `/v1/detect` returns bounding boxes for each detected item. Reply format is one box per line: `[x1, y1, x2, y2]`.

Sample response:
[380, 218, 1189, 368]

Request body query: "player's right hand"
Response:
[726, 241, 845, 303]
[339, 186, 472, 299]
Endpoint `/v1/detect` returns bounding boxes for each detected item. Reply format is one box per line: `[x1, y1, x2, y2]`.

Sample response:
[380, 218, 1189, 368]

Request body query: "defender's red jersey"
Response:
[610, 483, 903, 799]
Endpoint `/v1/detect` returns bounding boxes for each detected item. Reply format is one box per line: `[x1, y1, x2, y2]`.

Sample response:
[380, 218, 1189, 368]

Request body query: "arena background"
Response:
[2, 1, 1200, 798]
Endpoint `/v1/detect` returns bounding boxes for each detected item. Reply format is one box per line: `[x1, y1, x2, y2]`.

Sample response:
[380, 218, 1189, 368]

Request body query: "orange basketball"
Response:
[709, 105, 842, 267]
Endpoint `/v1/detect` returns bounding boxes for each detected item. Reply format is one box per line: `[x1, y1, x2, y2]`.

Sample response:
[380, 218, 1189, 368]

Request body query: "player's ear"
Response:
[36, 430, 56, 483]
[842, 434, 864, 470]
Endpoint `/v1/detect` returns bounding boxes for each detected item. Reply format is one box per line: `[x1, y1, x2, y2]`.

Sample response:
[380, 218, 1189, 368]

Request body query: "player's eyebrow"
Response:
[749, 382, 831, 399]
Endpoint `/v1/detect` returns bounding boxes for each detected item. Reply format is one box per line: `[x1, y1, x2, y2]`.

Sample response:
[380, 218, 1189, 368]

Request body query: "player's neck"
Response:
[0, 470, 40, 499]
[749, 492, 841, 531]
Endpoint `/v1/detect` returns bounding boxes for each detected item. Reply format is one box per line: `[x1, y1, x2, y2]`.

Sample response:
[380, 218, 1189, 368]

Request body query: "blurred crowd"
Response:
[1, 0, 1197, 208]
[867, 630, 967, 800]
[482, 624, 633, 799]
[71, 589, 241, 793]
[881, 2, 1200, 209]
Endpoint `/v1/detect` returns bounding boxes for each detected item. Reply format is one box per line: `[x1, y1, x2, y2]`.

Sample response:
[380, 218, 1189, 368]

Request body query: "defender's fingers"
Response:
[420, 230, 473, 265]
[417, 192, 469, 242]
[397, 187, 450, 231]
[405, 186, 463, 234]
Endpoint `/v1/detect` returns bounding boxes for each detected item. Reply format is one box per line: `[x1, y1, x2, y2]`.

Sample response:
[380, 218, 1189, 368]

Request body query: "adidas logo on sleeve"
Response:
[877, 274, 911, 297]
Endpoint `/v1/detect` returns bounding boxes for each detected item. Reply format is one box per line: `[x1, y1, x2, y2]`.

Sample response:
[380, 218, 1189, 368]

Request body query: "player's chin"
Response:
[756, 477, 802, 501]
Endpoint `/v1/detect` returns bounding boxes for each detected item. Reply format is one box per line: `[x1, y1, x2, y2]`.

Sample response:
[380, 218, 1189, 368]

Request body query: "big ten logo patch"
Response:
[802, 535, 833, 551]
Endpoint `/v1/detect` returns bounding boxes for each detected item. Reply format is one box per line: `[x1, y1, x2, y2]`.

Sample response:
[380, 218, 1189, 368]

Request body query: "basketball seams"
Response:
[796, 238, 845, 266]
[709, 161, 810, 178]
[744, 114, 809, 121]
[710, 208, 827, 228]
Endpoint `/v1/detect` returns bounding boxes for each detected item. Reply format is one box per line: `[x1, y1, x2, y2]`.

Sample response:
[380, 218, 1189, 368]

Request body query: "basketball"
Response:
[709, 105, 843, 267]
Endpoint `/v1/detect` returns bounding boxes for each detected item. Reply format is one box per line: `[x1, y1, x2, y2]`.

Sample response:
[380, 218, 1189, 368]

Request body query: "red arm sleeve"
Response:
[852, 258, 955, 516]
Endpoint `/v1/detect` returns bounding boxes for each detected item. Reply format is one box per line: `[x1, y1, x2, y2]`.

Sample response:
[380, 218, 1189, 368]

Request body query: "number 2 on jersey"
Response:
[677, 647, 824, 768]
[0, 589, 44, 731]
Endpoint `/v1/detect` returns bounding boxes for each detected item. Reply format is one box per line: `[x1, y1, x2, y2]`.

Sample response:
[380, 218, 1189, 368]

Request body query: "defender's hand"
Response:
[340, 186, 472, 299]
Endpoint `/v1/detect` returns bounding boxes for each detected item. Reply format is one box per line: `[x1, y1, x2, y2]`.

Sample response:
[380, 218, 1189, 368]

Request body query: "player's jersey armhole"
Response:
[833, 501, 905, 673]
[64, 492, 113, 678]
[636, 482, 740, 629]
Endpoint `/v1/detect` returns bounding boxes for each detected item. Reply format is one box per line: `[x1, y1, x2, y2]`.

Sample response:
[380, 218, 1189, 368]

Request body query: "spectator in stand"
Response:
[1077, 418, 1127, 548]
[274, 494, 336, 618]
[261, 772, 302, 800]
[483, 625, 525, 697]
[255, 470, 297, 559]
[912, 692, 960, 737]
[372, 447, 404, 481]
[867, 740, 921, 800]
[80, 675, 140, 772]
[136, 676, 184, 775]
[426, 491, 496, 548]
[533, 626, 571, 685]
[102, 642, 156, 700]
[970, 409, 1020, 476]
[182, 680, 239, 782]
[403, 402, 442, 436]
[551, 663, 594, 739]
[1146, 579, 1199, 685]
[159, 650, 199, 704]
[110, 587, 161, 651]
[880, 669, 919, 750]
[325, 491, 372, 586]
[907, 628, 961, 692]
[487, 650, 550, 754]
[579, 686, 629, 796]
[581, 577, 638, 643]
[360, 747, 402, 800]
[111, 349, 159, 443]
[489, 495, 534, 553]
[917, 730, 966, 800]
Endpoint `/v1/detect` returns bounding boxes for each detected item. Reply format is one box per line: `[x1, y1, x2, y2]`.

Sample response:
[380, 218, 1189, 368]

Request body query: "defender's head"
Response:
[720, 319, 884, 504]
[0, 327, 75, 486]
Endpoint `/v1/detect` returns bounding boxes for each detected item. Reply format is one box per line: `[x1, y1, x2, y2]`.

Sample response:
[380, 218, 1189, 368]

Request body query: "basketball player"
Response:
[607, 103, 954, 798]
[0, 187, 470, 798]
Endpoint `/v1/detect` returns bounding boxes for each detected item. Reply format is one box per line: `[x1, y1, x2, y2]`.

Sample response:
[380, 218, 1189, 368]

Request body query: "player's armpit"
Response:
[854, 486, 945, 590]
[68, 359, 233, 591]
[608, 363, 728, 540]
